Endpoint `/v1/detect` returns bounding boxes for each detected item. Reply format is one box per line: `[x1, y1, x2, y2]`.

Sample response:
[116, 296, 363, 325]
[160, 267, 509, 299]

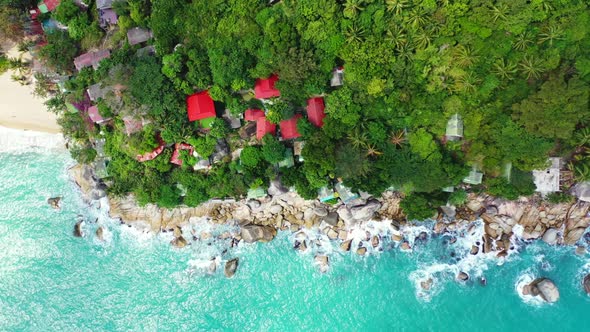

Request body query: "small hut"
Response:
[533, 158, 561, 195]
[127, 27, 153, 45]
[445, 114, 463, 141]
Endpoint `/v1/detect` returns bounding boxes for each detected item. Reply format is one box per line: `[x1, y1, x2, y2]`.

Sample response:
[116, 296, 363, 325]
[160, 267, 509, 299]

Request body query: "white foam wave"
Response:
[0, 125, 65, 152]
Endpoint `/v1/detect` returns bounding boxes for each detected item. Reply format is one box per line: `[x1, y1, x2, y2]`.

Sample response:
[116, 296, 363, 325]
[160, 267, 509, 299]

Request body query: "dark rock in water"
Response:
[450, 251, 456, 258]
[47, 197, 61, 209]
[584, 232, 590, 245]
[457, 272, 469, 281]
[470, 245, 479, 255]
[315, 255, 329, 273]
[400, 242, 411, 250]
[171, 236, 188, 248]
[95, 227, 104, 241]
[356, 247, 367, 256]
[299, 240, 307, 252]
[416, 232, 428, 242]
[224, 258, 239, 278]
[371, 235, 380, 248]
[480, 277, 487, 286]
[527, 278, 559, 303]
[340, 239, 352, 252]
[421, 278, 433, 291]
[208, 260, 217, 275]
[73, 221, 83, 237]
[496, 250, 508, 258]
[294, 240, 301, 250]
[583, 274, 590, 295]
[449, 237, 457, 244]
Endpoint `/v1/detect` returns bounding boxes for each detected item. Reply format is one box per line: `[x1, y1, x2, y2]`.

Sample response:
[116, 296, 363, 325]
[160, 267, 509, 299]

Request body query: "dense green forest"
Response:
[9, 0, 590, 219]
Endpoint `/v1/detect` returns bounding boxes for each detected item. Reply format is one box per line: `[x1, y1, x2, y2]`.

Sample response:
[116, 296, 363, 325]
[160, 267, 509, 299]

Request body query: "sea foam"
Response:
[0, 125, 65, 152]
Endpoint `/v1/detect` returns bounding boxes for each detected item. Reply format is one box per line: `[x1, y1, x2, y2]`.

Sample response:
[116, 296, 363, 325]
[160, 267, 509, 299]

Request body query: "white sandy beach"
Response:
[0, 46, 60, 134]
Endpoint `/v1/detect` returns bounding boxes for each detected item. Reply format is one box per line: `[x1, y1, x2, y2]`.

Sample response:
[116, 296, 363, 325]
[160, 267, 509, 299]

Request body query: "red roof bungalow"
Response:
[38, 0, 60, 13]
[245, 109, 265, 122]
[170, 143, 195, 166]
[87, 105, 109, 124]
[187, 91, 216, 124]
[256, 117, 276, 140]
[254, 74, 280, 99]
[280, 114, 302, 140]
[306, 97, 326, 128]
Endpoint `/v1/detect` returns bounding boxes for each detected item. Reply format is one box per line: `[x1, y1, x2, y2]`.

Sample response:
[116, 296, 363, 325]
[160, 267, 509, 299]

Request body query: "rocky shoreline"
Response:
[69, 164, 590, 297]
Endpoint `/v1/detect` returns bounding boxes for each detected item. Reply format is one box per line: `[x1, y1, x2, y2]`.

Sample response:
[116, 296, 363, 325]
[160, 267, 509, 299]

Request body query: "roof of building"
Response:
[98, 8, 118, 28]
[123, 116, 143, 136]
[279, 114, 302, 140]
[127, 27, 153, 45]
[306, 97, 326, 128]
[137, 142, 166, 162]
[318, 186, 336, 202]
[533, 158, 561, 194]
[74, 50, 111, 71]
[38, 0, 60, 13]
[293, 141, 304, 156]
[335, 182, 359, 203]
[170, 143, 194, 166]
[187, 91, 216, 122]
[245, 109, 265, 121]
[573, 182, 590, 202]
[96, 0, 113, 9]
[256, 117, 276, 139]
[87, 105, 107, 124]
[247, 187, 267, 199]
[445, 114, 463, 140]
[87, 83, 110, 101]
[463, 168, 483, 185]
[330, 67, 344, 87]
[254, 74, 280, 99]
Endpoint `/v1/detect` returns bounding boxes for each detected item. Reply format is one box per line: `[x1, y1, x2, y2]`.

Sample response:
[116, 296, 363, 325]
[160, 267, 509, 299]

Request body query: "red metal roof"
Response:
[245, 109, 265, 121]
[280, 114, 302, 140]
[187, 91, 216, 122]
[254, 74, 280, 99]
[306, 97, 326, 128]
[87, 105, 106, 123]
[137, 138, 166, 162]
[44, 0, 60, 12]
[170, 143, 194, 166]
[256, 117, 276, 140]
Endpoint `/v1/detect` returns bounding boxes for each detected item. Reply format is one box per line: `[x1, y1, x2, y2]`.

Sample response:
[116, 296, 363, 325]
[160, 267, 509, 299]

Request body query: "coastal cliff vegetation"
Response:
[9, 0, 590, 217]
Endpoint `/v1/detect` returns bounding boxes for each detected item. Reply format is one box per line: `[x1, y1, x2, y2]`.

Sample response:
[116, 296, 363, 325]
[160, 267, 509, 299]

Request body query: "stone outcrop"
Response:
[47, 197, 61, 209]
[523, 278, 559, 303]
[240, 225, 276, 243]
[96, 226, 104, 241]
[68, 164, 106, 201]
[583, 274, 590, 295]
[315, 255, 329, 273]
[73, 221, 83, 237]
[224, 258, 239, 278]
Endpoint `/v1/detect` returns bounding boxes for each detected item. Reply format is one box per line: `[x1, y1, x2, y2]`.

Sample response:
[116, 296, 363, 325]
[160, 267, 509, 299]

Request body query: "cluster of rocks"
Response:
[434, 194, 590, 258]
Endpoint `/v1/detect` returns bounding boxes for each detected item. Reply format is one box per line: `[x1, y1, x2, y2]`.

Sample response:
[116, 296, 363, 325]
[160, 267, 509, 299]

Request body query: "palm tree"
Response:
[385, 26, 407, 50]
[513, 31, 533, 51]
[345, 24, 365, 43]
[413, 29, 432, 50]
[343, 0, 365, 18]
[365, 143, 383, 157]
[405, 9, 428, 30]
[396, 43, 415, 62]
[390, 130, 407, 148]
[348, 130, 368, 149]
[573, 128, 590, 148]
[536, 0, 554, 13]
[519, 55, 544, 80]
[490, 4, 508, 23]
[453, 45, 478, 68]
[386, 0, 409, 16]
[492, 58, 517, 81]
[538, 25, 563, 46]
[453, 72, 480, 94]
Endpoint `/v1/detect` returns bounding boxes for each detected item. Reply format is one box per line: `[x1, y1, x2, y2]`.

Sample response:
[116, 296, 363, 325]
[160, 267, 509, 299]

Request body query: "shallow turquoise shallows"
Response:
[1, 150, 590, 332]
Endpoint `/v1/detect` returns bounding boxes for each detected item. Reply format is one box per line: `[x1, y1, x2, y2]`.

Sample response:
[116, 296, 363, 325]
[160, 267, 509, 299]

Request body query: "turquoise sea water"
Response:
[1, 147, 590, 331]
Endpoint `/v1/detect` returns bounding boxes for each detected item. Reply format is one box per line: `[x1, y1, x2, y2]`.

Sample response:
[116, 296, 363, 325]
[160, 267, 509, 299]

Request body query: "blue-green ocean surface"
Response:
[1, 147, 590, 331]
